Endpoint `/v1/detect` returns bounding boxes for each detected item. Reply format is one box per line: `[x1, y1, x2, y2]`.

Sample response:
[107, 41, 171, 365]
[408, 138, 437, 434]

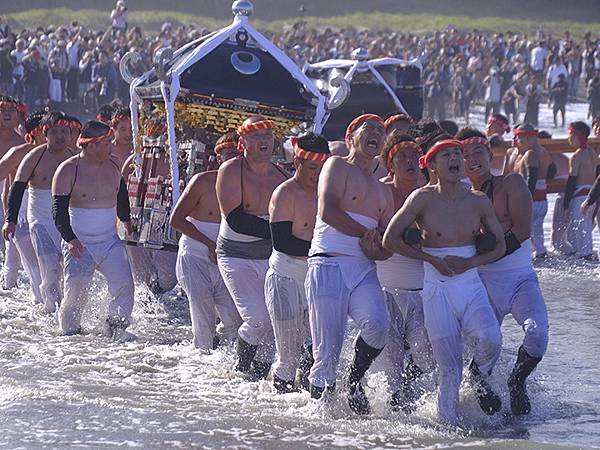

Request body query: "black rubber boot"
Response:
[298, 343, 314, 392]
[389, 390, 414, 414]
[508, 346, 542, 416]
[402, 355, 424, 404]
[346, 337, 383, 415]
[212, 335, 221, 350]
[235, 337, 258, 374]
[310, 383, 336, 400]
[469, 360, 502, 415]
[248, 359, 271, 381]
[273, 375, 297, 394]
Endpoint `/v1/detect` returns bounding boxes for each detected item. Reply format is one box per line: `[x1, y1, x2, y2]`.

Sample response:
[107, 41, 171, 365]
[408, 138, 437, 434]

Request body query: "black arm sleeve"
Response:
[586, 175, 600, 206]
[270, 221, 311, 257]
[504, 229, 522, 256]
[563, 175, 577, 210]
[403, 227, 422, 246]
[476, 232, 497, 254]
[6, 181, 27, 224]
[547, 162, 557, 180]
[226, 204, 271, 239]
[596, 165, 600, 178]
[52, 195, 77, 243]
[527, 166, 539, 195]
[116, 178, 130, 222]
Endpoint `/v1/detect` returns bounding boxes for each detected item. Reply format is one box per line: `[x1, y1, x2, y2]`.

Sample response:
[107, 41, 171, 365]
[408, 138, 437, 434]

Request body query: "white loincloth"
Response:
[264, 250, 310, 382]
[305, 256, 389, 388]
[553, 186, 595, 257]
[59, 207, 134, 335]
[422, 245, 502, 425]
[176, 218, 241, 350]
[13, 221, 43, 304]
[310, 212, 378, 258]
[479, 240, 548, 358]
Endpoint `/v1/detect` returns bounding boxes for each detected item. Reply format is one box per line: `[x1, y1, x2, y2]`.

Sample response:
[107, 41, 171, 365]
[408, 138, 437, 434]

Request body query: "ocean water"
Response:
[0, 103, 599, 449]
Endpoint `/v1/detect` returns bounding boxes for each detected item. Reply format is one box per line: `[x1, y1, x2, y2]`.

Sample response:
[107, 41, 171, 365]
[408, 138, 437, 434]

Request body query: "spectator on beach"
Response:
[551, 73, 568, 127]
[589, 75, 600, 120]
[111, 1, 129, 32]
[484, 67, 502, 120]
[525, 77, 543, 126]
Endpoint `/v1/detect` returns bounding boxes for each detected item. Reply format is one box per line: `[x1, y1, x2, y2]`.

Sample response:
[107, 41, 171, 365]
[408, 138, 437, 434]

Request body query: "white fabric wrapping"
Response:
[532, 200, 548, 256]
[310, 212, 378, 258]
[27, 187, 53, 225]
[305, 256, 389, 388]
[421, 246, 502, 425]
[59, 207, 134, 335]
[264, 250, 310, 382]
[13, 222, 43, 304]
[377, 253, 424, 290]
[29, 221, 63, 312]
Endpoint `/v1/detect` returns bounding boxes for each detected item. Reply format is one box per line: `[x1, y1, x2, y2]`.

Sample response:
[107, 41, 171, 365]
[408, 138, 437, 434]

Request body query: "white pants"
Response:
[218, 256, 274, 363]
[551, 196, 570, 255]
[565, 195, 594, 257]
[531, 200, 548, 256]
[29, 221, 63, 311]
[264, 252, 310, 382]
[422, 248, 502, 425]
[127, 246, 177, 292]
[479, 267, 548, 358]
[2, 237, 21, 288]
[305, 256, 390, 388]
[176, 250, 241, 350]
[13, 222, 43, 304]
[380, 288, 434, 392]
[59, 235, 135, 335]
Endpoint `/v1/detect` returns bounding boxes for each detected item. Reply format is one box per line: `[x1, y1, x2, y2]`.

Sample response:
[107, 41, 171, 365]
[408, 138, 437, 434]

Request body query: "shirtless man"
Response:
[0, 111, 46, 305]
[306, 114, 394, 415]
[0, 96, 25, 289]
[460, 127, 548, 416]
[485, 113, 510, 141]
[52, 120, 135, 339]
[504, 123, 553, 258]
[383, 137, 505, 425]
[4, 111, 75, 313]
[170, 132, 242, 351]
[557, 122, 600, 259]
[216, 116, 288, 380]
[265, 132, 330, 394]
[384, 113, 412, 136]
[110, 107, 133, 170]
[376, 134, 434, 413]
[122, 143, 177, 297]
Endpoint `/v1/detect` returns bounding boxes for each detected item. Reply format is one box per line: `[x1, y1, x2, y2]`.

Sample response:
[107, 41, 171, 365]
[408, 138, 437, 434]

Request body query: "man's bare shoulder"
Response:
[218, 155, 242, 173]
[3, 142, 34, 161]
[272, 177, 301, 201]
[502, 172, 528, 192]
[189, 170, 217, 188]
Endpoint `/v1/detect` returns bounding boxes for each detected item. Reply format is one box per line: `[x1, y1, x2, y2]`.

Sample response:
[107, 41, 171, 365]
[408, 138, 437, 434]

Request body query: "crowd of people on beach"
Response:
[1, 1, 600, 122]
[1, 0, 600, 429]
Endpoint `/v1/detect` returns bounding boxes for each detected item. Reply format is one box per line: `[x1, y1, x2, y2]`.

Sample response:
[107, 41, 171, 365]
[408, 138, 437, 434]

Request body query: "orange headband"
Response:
[69, 121, 82, 130]
[42, 119, 71, 134]
[460, 136, 490, 150]
[237, 120, 273, 136]
[418, 139, 463, 169]
[384, 114, 412, 130]
[512, 128, 538, 137]
[77, 129, 114, 147]
[214, 140, 238, 154]
[24, 133, 35, 144]
[387, 141, 422, 167]
[0, 101, 18, 110]
[290, 137, 330, 162]
[345, 114, 384, 147]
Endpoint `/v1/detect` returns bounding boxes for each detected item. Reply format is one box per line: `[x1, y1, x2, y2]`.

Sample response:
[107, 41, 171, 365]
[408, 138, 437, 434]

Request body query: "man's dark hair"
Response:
[0, 94, 16, 104]
[97, 104, 115, 122]
[439, 120, 459, 137]
[569, 121, 590, 138]
[65, 114, 82, 127]
[490, 113, 509, 125]
[24, 111, 46, 133]
[215, 131, 239, 148]
[537, 130, 552, 139]
[40, 111, 68, 135]
[455, 127, 486, 141]
[79, 120, 111, 147]
[514, 122, 536, 133]
[296, 132, 330, 154]
[111, 106, 131, 122]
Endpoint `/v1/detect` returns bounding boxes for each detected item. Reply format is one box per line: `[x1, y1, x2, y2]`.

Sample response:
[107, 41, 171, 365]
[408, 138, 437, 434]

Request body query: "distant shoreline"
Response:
[6, 8, 600, 37]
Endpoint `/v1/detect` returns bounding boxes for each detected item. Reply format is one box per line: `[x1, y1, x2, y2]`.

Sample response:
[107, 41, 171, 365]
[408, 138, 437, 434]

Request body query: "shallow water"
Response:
[0, 103, 599, 449]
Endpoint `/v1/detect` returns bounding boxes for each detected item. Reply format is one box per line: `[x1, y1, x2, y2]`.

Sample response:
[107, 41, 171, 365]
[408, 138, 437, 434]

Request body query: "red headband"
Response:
[111, 115, 130, 126]
[387, 141, 422, 166]
[345, 114, 384, 147]
[512, 128, 538, 137]
[237, 120, 273, 136]
[0, 101, 18, 110]
[69, 121, 82, 130]
[290, 137, 330, 162]
[96, 114, 111, 124]
[418, 139, 463, 169]
[460, 136, 490, 150]
[487, 116, 510, 133]
[24, 133, 35, 144]
[42, 119, 71, 134]
[384, 114, 412, 130]
[569, 126, 588, 148]
[214, 140, 238, 154]
[77, 129, 114, 147]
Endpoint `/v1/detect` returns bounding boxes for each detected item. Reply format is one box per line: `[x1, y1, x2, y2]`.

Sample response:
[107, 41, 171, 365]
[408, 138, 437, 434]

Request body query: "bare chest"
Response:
[242, 169, 285, 215]
[30, 152, 72, 188]
[340, 169, 387, 219]
[71, 163, 119, 207]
